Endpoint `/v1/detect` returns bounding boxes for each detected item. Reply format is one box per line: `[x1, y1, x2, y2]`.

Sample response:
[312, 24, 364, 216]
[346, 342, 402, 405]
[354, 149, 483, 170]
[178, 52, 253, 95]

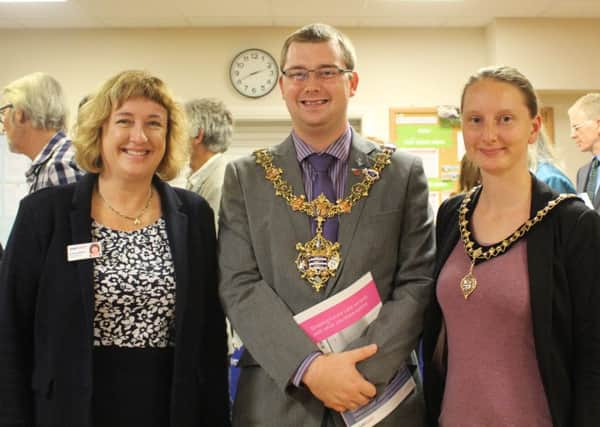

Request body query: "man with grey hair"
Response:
[184, 97, 241, 399]
[1, 72, 83, 193]
[219, 23, 433, 426]
[184, 98, 233, 222]
[568, 93, 600, 211]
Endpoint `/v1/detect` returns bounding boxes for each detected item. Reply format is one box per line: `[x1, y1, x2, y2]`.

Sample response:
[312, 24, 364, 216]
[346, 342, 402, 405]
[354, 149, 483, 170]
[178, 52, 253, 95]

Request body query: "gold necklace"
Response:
[255, 147, 392, 292]
[458, 186, 577, 299]
[97, 185, 154, 226]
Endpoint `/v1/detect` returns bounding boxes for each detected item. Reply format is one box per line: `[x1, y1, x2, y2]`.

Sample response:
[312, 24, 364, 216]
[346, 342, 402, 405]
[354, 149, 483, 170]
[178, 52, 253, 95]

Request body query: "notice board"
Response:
[389, 108, 462, 211]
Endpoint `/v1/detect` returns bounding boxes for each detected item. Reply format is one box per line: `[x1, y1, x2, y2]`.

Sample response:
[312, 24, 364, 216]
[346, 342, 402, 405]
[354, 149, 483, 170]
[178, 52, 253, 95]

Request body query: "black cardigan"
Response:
[0, 173, 230, 427]
[422, 177, 600, 427]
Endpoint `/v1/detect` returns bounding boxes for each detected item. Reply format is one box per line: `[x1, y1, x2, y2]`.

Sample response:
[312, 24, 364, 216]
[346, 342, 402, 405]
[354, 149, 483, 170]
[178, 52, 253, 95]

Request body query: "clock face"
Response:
[229, 49, 279, 98]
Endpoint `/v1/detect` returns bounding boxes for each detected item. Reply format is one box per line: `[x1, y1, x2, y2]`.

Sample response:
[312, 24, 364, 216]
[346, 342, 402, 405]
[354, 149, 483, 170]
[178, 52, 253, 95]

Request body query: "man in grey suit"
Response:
[569, 93, 600, 211]
[219, 23, 435, 426]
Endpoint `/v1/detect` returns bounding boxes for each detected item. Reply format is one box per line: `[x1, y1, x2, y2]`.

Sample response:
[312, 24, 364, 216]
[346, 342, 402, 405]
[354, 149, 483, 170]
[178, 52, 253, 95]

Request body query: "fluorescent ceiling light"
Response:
[381, 0, 463, 2]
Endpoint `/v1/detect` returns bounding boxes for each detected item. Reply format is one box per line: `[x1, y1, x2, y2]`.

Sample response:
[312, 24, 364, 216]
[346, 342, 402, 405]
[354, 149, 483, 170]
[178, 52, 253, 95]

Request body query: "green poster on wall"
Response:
[395, 124, 454, 148]
[428, 178, 456, 192]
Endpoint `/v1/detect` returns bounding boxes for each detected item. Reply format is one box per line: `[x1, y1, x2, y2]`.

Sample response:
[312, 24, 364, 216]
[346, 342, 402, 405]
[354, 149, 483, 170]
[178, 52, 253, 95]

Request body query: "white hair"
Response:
[2, 72, 68, 130]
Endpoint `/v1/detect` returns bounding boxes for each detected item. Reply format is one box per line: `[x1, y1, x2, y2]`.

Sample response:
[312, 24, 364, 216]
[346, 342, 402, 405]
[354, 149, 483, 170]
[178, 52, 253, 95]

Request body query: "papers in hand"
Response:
[293, 272, 416, 427]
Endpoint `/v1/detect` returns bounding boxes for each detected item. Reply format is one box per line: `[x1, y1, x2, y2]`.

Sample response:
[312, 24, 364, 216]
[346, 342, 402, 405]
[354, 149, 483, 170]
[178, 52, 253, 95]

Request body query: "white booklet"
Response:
[293, 272, 416, 427]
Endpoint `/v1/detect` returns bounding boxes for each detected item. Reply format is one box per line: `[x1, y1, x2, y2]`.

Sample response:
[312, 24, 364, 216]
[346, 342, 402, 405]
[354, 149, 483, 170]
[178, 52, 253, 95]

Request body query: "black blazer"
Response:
[0, 173, 230, 427]
[422, 177, 600, 427]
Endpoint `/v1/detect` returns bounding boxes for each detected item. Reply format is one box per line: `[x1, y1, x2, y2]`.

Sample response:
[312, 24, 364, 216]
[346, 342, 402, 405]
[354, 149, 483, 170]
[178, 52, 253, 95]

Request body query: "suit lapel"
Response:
[326, 136, 375, 296]
[156, 178, 189, 333]
[578, 160, 592, 193]
[270, 136, 313, 246]
[69, 173, 96, 333]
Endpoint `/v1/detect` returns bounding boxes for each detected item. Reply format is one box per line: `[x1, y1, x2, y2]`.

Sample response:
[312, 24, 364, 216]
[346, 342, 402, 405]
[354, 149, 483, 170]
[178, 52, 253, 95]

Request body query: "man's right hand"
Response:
[302, 344, 378, 412]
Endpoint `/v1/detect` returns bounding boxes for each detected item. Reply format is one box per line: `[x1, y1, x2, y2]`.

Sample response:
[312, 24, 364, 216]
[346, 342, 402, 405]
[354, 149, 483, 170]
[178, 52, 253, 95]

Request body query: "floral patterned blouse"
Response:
[91, 218, 176, 348]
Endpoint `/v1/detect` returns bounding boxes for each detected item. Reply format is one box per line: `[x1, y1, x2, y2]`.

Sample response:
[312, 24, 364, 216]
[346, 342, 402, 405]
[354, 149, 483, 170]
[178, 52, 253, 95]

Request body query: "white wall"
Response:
[0, 20, 598, 188]
[0, 26, 486, 137]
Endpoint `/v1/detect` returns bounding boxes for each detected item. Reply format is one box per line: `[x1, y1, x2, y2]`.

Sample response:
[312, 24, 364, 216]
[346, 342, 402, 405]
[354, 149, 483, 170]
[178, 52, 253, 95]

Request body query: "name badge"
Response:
[67, 242, 102, 262]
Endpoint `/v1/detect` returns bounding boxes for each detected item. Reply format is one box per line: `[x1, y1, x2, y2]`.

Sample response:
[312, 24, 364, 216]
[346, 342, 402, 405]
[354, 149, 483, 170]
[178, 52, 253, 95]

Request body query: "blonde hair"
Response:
[73, 70, 186, 181]
[528, 125, 565, 173]
[458, 155, 481, 193]
[461, 65, 538, 119]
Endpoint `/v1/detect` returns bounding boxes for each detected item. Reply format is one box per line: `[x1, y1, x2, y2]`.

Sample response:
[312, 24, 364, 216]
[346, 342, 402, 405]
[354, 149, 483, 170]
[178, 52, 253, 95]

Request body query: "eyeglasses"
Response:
[281, 66, 352, 82]
[571, 119, 591, 132]
[0, 103, 13, 134]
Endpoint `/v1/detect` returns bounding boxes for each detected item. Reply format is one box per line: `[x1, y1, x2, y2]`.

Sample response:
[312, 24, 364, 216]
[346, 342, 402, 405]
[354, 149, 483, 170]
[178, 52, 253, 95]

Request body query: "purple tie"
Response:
[307, 153, 338, 242]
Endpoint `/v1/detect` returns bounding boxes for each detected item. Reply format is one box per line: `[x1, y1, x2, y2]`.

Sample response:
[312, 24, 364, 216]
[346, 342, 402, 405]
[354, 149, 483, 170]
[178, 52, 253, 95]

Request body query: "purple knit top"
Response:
[436, 239, 552, 427]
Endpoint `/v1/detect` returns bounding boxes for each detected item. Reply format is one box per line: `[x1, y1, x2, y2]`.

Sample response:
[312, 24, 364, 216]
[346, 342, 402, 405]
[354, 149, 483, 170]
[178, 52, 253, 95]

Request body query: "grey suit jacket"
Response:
[576, 159, 600, 212]
[218, 133, 435, 427]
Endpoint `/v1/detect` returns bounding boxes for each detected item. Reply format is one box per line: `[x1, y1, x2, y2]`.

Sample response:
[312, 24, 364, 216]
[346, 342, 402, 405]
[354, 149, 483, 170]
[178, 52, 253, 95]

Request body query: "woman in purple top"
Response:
[422, 65, 600, 427]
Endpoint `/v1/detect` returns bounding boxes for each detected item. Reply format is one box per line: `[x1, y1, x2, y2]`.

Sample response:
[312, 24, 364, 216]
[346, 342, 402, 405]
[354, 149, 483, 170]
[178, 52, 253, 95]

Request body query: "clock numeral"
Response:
[237, 62, 244, 68]
[270, 70, 275, 75]
[237, 79, 242, 85]
[235, 71, 240, 76]
[244, 85, 248, 90]
[261, 85, 265, 91]
[243, 55, 249, 61]
[267, 80, 271, 84]
[252, 88, 256, 93]
[251, 53, 258, 59]
[267, 63, 272, 68]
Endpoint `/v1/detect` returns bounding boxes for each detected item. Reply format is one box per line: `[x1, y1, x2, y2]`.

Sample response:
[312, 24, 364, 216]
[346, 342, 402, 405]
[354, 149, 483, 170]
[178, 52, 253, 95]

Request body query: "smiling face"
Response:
[279, 41, 358, 143]
[461, 78, 541, 177]
[100, 96, 167, 183]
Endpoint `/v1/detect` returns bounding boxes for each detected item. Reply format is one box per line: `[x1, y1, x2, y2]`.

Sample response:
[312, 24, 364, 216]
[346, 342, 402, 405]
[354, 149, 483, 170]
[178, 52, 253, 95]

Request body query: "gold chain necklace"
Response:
[97, 185, 154, 226]
[255, 147, 393, 292]
[458, 185, 577, 299]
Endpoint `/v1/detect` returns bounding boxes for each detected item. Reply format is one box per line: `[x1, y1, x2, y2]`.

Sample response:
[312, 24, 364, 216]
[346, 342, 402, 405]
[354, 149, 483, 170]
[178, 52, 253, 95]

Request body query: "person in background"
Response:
[0, 70, 229, 427]
[0, 72, 83, 193]
[529, 126, 575, 193]
[219, 23, 434, 426]
[568, 93, 600, 211]
[422, 65, 600, 427]
[184, 98, 233, 226]
[183, 97, 242, 401]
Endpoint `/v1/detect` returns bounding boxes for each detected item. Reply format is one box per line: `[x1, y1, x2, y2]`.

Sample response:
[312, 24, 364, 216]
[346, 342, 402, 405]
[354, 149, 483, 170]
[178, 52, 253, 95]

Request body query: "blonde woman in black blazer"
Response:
[0, 71, 229, 426]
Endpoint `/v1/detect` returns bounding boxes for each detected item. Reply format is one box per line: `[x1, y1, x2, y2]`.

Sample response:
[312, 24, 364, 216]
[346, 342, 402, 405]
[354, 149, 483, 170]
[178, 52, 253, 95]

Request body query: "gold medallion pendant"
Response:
[255, 147, 393, 291]
[295, 216, 341, 292]
[458, 186, 577, 300]
[459, 248, 481, 299]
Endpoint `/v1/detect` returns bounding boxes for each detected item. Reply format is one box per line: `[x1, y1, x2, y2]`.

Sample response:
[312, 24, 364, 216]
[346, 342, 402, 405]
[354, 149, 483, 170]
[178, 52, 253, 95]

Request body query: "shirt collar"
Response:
[187, 152, 223, 184]
[26, 131, 66, 178]
[292, 125, 352, 163]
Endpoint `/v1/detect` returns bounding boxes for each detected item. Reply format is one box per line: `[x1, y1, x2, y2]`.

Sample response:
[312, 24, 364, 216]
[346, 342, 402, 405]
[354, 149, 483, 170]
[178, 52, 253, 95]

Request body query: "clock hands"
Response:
[241, 69, 267, 81]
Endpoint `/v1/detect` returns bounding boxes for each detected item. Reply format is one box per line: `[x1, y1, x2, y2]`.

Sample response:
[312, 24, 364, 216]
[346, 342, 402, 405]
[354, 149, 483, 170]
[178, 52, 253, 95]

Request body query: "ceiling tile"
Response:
[543, 1, 600, 17]
[173, 0, 271, 17]
[186, 16, 273, 26]
[272, 16, 360, 27]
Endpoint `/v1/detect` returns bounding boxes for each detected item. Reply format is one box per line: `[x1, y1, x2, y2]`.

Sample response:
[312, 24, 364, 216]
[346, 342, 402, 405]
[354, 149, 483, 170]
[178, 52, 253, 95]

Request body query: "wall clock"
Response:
[229, 48, 279, 98]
